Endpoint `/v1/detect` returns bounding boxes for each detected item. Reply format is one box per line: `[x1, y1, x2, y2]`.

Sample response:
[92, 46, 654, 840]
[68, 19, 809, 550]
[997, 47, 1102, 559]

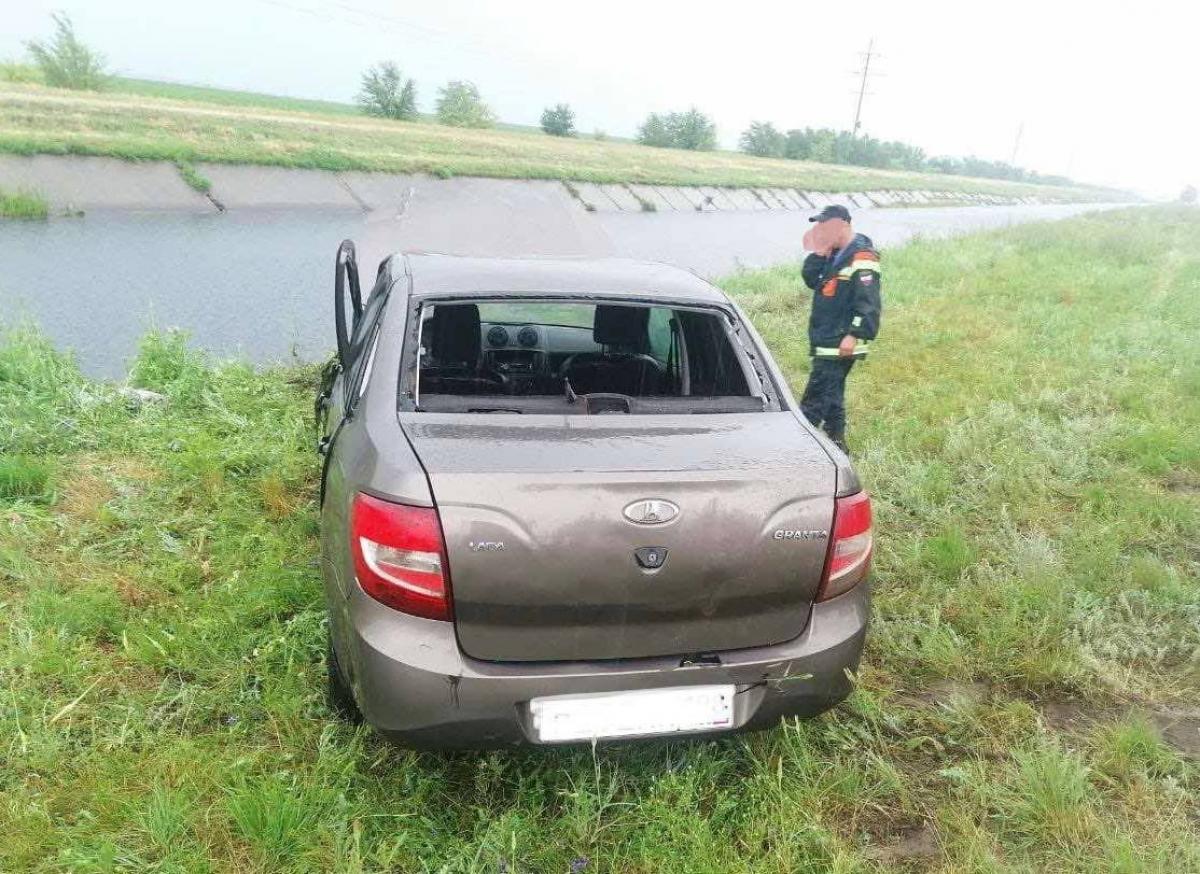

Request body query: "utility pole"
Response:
[1010, 122, 1024, 166]
[851, 38, 876, 137]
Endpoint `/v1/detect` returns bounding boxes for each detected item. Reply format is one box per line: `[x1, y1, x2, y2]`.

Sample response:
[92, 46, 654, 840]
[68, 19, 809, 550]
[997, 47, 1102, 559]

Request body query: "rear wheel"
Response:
[327, 631, 363, 723]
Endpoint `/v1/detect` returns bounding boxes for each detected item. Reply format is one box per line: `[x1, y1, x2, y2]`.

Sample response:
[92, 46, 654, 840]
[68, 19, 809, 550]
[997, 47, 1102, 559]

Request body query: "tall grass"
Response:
[0, 455, 50, 499]
[0, 187, 49, 219]
[0, 209, 1196, 871]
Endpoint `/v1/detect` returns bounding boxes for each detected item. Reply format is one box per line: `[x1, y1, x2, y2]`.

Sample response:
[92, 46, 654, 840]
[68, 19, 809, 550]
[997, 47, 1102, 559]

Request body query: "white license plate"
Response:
[529, 685, 736, 742]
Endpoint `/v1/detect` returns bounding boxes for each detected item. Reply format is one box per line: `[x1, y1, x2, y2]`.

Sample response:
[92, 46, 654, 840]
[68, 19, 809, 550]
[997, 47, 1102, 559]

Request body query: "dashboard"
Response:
[480, 321, 601, 376]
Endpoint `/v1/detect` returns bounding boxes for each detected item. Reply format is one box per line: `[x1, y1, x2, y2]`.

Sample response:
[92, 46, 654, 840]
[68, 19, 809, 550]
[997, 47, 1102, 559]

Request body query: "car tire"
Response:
[327, 630, 363, 724]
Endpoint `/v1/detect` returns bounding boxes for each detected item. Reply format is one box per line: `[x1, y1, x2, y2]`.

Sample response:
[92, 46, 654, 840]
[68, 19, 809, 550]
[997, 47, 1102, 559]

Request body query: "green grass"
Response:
[0, 79, 1126, 200]
[0, 60, 43, 84]
[0, 455, 51, 499]
[0, 187, 49, 219]
[174, 160, 212, 194]
[1, 208, 1197, 871]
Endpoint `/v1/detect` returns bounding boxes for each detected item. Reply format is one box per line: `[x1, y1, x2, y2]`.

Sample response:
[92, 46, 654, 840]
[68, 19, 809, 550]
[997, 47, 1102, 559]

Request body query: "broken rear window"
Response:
[407, 300, 768, 414]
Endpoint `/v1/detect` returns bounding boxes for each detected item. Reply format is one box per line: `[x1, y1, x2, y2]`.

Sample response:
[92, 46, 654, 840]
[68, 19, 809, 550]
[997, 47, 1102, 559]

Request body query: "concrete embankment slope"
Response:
[0, 154, 1098, 217]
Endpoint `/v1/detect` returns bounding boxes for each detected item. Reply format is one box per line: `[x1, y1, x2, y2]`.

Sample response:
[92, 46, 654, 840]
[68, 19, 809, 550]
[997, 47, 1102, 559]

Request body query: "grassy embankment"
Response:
[1, 208, 1197, 872]
[0, 79, 1125, 201]
[106, 76, 546, 138]
[108, 76, 364, 117]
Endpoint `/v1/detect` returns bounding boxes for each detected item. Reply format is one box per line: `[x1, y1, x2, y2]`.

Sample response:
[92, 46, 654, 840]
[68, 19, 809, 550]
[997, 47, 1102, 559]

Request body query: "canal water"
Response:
[0, 202, 1118, 378]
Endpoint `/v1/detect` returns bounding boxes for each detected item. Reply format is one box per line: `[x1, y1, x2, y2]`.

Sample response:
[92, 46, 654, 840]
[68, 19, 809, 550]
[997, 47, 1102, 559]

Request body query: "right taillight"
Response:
[817, 490, 873, 601]
[351, 492, 453, 621]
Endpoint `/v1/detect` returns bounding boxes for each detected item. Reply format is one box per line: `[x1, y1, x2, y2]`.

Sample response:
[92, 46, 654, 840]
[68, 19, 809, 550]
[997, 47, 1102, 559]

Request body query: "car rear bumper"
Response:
[335, 581, 870, 748]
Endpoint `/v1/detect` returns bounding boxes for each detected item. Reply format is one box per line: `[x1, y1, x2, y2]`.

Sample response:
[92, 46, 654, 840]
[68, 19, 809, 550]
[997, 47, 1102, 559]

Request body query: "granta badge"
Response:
[622, 499, 680, 525]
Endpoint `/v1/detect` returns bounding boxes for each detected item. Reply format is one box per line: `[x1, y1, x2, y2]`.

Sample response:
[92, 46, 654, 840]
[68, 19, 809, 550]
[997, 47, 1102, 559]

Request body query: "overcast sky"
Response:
[3, 1, 1195, 197]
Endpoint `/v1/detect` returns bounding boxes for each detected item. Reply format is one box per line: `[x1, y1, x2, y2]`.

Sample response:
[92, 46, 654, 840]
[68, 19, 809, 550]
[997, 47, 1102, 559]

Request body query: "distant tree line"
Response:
[738, 119, 1074, 185]
[358, 64, 591, 139]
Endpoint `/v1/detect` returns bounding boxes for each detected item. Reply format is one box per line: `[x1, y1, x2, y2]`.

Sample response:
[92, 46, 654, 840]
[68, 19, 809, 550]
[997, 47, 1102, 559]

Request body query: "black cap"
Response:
[808, 204, 851, 223]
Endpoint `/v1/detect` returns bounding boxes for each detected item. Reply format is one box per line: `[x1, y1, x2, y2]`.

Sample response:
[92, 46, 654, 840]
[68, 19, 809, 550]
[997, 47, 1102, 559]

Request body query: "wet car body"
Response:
[317, 247, 872, 747]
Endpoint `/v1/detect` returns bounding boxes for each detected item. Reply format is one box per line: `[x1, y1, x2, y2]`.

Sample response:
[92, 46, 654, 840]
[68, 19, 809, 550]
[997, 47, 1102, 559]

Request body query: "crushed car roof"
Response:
[400, 254, 729, 304]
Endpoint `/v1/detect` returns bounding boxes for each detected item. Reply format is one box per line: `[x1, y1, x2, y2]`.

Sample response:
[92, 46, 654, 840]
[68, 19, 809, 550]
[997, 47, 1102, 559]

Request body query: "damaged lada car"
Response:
[315, 241, 873, 747]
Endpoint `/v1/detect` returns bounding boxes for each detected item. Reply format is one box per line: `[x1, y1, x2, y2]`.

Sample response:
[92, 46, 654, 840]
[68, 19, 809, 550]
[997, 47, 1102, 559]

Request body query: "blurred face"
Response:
[802, 218, 851, 256]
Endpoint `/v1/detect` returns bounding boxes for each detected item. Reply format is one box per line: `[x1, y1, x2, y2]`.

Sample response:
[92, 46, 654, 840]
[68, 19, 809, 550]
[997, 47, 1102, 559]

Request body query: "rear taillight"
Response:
[817, 490, 873, 602]
[351, 493, 453, 621]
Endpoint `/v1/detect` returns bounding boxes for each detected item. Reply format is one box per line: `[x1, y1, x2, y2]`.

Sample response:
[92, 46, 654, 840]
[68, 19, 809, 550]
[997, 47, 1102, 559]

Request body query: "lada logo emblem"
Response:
[622, 499, 680, 525]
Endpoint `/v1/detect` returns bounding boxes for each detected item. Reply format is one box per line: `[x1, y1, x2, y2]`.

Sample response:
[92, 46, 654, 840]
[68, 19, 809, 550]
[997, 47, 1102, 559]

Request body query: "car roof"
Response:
[399, 254, 730, 305]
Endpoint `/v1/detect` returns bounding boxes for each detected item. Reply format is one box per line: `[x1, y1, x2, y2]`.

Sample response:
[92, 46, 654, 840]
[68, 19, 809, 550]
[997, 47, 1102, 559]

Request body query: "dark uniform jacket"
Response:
[801, 232, 882, 357]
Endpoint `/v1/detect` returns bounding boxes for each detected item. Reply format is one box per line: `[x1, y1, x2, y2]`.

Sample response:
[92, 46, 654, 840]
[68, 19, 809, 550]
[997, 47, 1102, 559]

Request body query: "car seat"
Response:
[559, 305, 665, 396]
[421, 304, 506, 395]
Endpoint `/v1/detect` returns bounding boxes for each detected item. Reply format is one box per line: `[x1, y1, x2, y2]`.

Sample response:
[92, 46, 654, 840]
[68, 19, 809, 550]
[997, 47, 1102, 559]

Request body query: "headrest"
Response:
[430, 304, 480, 366]
[593, 305, 649, 347]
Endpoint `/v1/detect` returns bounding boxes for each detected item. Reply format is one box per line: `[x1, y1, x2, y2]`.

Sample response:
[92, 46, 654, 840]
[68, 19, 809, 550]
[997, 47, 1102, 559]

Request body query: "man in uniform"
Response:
[798, 205, 882, 454]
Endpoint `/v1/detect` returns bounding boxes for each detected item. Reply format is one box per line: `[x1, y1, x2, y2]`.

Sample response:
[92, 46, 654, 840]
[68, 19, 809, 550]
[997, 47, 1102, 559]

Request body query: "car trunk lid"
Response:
[401, 412, 835, 662]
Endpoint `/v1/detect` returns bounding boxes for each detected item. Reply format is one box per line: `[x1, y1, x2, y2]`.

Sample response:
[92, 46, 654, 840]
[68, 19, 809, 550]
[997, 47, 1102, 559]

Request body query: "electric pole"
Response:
[851, 38, 876, 137]
[1010, 122, 1024, 166]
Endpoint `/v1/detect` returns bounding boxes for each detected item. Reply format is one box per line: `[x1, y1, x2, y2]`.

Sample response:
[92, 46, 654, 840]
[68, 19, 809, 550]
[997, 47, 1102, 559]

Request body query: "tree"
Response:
[26, 13, 109, 90]
[540, 103, 576, 137]
[435, 81, 495, 128]
[739, 121, 785, 158]
[1181, 185, 1198, 204]
[668, 108, 717, 151]
[880, 139, 926, 171]
[807, 129, 838, 164]
[637, 108, 717, 151]
[783, 128, 812, 160]
[357, 62, 417, 120]
[637, 113, 673, 148]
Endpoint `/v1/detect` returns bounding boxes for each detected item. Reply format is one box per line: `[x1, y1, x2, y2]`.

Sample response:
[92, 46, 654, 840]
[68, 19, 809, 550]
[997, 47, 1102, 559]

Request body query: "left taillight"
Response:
[817, 490, 873, 602]
[351, 493, 453, 621]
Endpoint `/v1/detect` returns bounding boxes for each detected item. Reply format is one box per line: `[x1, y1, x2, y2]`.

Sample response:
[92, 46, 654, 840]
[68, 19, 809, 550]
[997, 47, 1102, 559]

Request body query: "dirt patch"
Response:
[867, 821, 941, 867]
[1041, 699, 1200, 759]
[1040, 700, 1112, 733]
[1150, 710, 1200, 758]
[1164, 469, 1200, 495]
[897, 679, 990, 710]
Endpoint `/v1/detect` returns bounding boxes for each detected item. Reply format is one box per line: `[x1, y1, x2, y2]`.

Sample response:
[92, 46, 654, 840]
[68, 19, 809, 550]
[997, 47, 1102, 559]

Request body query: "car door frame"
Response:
[317, 242, 393, 504]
